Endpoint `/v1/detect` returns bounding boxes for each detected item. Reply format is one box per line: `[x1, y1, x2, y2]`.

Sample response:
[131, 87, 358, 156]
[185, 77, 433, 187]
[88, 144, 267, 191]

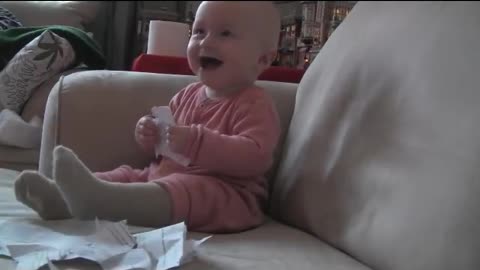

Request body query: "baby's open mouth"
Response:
[199, 56, 223, 70]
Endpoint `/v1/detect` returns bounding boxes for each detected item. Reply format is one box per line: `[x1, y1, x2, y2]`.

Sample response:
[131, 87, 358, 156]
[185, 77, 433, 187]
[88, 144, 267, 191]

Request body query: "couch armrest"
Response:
[39, 70, 198, 177]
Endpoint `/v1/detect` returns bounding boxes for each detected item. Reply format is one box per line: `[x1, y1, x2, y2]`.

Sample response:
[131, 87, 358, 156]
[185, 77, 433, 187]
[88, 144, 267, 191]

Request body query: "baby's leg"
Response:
[53, 146, 171, 227]
[158, 174, 265, 233]
[14, 171, 71, 220]
[94, 165, 150, 183]
[14, 159, 150, 220]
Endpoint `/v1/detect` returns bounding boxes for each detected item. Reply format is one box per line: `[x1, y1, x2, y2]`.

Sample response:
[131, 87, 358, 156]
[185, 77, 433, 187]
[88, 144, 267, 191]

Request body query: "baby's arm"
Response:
[183, 98, 281, 177]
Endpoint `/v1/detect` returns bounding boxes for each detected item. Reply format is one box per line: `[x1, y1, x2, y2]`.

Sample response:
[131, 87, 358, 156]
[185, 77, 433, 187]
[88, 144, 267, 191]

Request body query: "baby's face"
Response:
[187, 2, 266, 94]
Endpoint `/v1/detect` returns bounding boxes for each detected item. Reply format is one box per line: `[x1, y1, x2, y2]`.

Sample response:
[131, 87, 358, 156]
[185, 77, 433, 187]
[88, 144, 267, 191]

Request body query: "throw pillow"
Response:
[0, 6, 22, 30]
[0, 29, 75, 113]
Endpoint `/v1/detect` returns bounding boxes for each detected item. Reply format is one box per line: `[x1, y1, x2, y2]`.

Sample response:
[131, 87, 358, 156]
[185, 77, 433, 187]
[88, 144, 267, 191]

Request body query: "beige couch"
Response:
[0, 1, 104, 171]
[1, 1, 479, 269]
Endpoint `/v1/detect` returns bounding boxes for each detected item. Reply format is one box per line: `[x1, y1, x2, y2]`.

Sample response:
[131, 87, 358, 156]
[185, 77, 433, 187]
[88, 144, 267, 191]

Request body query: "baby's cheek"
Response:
[186, 43, 197, 58]
[186, 54, 199, 72]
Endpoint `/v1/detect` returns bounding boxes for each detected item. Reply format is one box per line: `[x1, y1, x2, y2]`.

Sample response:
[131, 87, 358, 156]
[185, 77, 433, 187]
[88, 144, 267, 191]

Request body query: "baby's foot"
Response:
[53, 145, 106, 219]
[14, 170, 72, 219]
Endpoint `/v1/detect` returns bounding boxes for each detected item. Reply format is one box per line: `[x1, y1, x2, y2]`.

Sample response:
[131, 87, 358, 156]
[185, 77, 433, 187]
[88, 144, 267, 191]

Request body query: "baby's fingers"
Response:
[143, 117, 157, 127]
[137, 133, 158, 145]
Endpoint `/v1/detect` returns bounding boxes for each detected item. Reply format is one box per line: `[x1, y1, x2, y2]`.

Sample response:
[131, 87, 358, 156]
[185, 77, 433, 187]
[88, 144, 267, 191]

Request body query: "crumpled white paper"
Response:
[0, 218, 210, 270]
[151, 106, 191, 167]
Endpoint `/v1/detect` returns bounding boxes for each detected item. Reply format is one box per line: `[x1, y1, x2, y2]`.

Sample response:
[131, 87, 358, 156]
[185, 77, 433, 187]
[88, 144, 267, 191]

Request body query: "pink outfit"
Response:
[95, 82, 280, 233]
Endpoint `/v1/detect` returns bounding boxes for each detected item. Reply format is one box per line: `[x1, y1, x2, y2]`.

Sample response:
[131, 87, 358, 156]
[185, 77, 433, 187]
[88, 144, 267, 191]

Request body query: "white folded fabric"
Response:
[0, 109, 42, 149]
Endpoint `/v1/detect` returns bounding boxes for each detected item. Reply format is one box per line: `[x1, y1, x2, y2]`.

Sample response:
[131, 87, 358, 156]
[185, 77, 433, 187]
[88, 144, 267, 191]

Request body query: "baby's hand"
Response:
[166, 125, 191, 155]
[135, 115, 159, 153]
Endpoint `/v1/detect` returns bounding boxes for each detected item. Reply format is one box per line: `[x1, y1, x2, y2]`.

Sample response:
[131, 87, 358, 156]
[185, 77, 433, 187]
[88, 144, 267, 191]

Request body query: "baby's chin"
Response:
[197, 75, 224, 90]
[201, 77, 255, 93]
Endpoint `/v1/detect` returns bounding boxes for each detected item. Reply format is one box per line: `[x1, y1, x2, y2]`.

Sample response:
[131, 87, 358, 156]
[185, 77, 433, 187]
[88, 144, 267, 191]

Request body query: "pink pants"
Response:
[94, 165, 265, 233]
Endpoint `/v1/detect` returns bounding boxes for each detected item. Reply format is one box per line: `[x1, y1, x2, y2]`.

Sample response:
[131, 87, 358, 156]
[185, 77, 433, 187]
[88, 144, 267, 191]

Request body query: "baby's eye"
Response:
[193, 28, 205, 35]
[220, 30, 232, 37]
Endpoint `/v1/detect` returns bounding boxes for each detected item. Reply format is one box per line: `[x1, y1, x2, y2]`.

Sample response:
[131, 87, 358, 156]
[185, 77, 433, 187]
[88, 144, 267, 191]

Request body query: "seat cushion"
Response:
[182, 220, 371, 270]
[0, 169, 369, 270]
[0, 145, 38, 171]
[0, 168, 36, 220]
[0, 221, 371, 270]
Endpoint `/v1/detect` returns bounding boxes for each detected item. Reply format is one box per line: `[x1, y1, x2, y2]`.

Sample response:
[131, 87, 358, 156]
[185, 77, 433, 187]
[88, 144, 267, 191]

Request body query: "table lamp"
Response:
[147, 20, 190, 57]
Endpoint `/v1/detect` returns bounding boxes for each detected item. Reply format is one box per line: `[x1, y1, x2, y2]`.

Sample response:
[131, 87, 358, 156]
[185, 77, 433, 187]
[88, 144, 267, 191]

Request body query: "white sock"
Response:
[14, 170, 71, 219]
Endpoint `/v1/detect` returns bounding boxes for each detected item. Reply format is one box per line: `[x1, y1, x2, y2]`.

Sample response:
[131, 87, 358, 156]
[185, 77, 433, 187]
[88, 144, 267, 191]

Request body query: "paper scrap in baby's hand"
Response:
[151, 106, 175, 130]
[0, 218, 210, 270]
[151, 106, 191, 167]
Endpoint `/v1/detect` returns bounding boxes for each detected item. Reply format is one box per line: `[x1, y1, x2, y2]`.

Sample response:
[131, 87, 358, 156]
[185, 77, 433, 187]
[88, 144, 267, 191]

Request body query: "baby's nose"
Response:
[199, 34, 215, 48]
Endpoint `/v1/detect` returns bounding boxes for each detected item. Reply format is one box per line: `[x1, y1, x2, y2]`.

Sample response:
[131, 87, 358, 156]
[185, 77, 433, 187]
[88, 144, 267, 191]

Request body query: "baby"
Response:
[14, 1, 281, 233]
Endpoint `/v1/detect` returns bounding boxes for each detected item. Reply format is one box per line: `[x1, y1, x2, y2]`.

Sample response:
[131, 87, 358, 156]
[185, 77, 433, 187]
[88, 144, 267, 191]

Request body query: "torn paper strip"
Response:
[103, 222, 210, 270]
[0, 218, 210, 270]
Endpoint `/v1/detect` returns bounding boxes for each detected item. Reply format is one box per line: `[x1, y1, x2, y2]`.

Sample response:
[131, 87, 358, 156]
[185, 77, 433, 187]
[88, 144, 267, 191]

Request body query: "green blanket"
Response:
[0, 25, 106, 70]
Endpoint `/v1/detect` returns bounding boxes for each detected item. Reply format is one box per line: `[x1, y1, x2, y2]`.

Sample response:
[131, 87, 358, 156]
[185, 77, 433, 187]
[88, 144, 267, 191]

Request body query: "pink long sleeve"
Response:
[150, 82, 281, 184]
[184, 97, 280, 177]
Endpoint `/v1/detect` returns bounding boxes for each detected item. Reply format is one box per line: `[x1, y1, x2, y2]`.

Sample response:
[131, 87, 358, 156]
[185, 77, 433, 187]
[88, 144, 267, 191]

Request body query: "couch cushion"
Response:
[0, 221, 372, 269]
[272, 1, 480, 270]
[0, 1, 101, 30]
[182, 219, 371, 270]
[0, 145, 38, 171]
[38, 71, 297, 180]
[0, 167, 370, 270]
[0, 168, 36, 219]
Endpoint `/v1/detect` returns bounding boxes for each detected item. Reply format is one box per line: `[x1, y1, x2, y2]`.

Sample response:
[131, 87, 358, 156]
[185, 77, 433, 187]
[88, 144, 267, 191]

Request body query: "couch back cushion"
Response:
[40, 71, 297, 182]
[0, 1, 101, 30]
[271, 2, 480, 270]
